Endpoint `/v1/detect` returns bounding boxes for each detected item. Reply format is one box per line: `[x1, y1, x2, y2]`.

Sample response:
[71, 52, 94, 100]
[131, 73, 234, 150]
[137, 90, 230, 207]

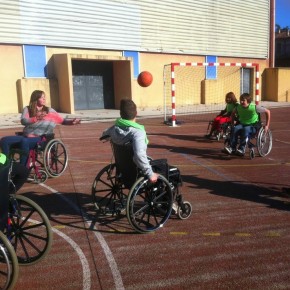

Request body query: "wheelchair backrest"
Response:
[111, 141, 139, 189]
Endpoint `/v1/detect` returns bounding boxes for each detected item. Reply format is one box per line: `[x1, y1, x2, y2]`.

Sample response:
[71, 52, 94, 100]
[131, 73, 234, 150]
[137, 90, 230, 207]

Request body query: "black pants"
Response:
[0, 163, 29, 231]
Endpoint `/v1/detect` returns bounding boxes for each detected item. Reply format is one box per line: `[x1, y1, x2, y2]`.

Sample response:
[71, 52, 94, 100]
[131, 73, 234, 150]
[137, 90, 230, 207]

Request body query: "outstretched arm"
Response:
[264, 109, 270, 132]
[63, 118, 81, 125]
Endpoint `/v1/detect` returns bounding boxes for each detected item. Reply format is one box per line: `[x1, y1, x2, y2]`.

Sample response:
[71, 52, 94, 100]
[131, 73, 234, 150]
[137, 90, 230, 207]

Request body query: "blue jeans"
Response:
[230, 124, 257, 150]
[0, 135, 41, 165]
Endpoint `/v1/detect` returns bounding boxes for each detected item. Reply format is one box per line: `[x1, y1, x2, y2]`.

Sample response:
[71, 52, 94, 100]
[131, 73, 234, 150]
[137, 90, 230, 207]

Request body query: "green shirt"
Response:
[237, 103, 259, 125]
[0, 153, 7, 165]
[226, 103, 236, 114]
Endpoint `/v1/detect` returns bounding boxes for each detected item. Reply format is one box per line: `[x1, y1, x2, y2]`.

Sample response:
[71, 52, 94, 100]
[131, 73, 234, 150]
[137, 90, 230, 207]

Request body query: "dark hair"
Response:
[240, 93, 252, 103]
[28, 90, 49, 117]
[120, 99, 137, 120]
[225, 92, 237, 103]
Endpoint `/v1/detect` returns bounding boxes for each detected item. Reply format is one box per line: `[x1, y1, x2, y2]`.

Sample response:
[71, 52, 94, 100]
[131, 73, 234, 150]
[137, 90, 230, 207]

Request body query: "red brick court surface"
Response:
[1, 106, 290, 290]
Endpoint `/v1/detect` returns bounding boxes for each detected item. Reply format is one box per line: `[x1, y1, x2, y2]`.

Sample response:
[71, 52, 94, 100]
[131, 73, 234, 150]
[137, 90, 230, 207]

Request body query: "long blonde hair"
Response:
[28, 90, 49, 117]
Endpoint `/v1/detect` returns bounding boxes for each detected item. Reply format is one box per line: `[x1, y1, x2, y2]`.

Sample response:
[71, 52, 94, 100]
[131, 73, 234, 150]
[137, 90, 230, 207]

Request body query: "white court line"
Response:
[40, 183, 124, 290]
[52, 227, 91, 290]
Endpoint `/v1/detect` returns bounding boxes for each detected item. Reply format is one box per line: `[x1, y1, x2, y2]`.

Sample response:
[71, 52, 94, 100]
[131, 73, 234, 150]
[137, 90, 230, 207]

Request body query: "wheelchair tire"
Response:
[177, 201, 192, 220]
[92, 164, 128, 216]
[6, 195, 53, 265]
[257, 128, 272, 157]
[34, 169, 48, 184]
[0, 231, 19, 290]
[126, 175, 173, 233]
[43, 139, 68, 178]
[249, 148, 255, 159]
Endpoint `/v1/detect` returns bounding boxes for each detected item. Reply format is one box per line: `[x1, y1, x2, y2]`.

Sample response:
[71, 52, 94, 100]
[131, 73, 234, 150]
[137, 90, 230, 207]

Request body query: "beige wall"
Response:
[16, 78, 59, 110]
[263, 68, 290, 102]
[0, 44, 275, 114]
[0, 45, 24, 113]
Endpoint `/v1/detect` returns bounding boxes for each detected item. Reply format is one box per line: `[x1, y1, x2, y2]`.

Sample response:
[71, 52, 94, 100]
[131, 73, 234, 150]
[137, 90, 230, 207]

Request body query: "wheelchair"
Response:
[206, 120, 231, 141]
[224, 122, 272, 159]
[91, 136, 192, 233]
[12, 133, 68, 183]
[0, 231, 19, 290]
[0, 159, 53, 289]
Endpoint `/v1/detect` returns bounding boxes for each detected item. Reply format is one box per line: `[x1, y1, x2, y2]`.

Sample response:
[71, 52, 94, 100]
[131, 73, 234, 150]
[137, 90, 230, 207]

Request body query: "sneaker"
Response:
[204, 134, 211, 139]
[223, 146, 233, 155]
[236, 148, 245, 156]
[172, 202, 178, 215]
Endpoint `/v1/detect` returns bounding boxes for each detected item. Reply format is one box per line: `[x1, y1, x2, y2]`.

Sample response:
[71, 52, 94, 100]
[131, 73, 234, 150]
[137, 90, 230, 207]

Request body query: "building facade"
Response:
[275, 29, 290, 67]
[0, 0, 272, 114]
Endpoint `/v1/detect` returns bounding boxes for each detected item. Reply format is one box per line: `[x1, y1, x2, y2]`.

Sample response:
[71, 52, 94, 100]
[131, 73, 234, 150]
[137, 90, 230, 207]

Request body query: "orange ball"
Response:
[137, 71, 153, 87]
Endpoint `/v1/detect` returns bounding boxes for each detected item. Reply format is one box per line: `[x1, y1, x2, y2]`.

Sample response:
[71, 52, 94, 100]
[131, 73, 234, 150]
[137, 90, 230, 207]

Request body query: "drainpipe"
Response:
[269, 0, 275, 67]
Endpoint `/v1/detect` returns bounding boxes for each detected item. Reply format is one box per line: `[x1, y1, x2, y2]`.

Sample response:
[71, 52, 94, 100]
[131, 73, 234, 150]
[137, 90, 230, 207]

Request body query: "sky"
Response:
[276, 0, 290, 28]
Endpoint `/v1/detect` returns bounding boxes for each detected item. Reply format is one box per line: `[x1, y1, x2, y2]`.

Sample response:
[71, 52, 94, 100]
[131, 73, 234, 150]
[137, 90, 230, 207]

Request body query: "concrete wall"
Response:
[0, 44, 273, 114]
[263, 68, 290, 102]
[16, 78, 58, 110]
[0, 45, 24, 113]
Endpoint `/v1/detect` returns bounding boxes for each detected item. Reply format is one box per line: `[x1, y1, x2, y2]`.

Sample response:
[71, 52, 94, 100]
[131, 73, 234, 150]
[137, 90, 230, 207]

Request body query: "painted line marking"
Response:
[53, 225, 66, 229]
[40, 182, 125, 290]
[52, 227, 91, 290]
[275, 138, 290, 145]
[202, 232, 221, 236]
[235, 233, 251, 237]
[170, 232, 188, 235]
[98, 229, 285, 237]
[265, 232, 281, 237]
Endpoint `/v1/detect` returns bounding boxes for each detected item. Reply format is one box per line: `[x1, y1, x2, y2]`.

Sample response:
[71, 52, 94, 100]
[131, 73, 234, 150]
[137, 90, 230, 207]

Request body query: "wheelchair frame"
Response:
[206, 120, 232, 141]
[0, 231, 19, 290]
[0, 159, 53, 289]
[12, 133, 68, 183]
[91, 136, 192, 233]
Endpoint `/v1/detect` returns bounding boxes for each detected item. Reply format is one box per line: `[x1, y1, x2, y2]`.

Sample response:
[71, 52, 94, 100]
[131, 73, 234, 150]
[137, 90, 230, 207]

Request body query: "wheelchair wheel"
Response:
[6, 195, 53, 265]
[177, 201, 192, 220]
[126, 175, 173, 233]
[249, 148, 255, 159]
[92, 164, 128, 216]
[43, 139, 68, 177]
[257, 128, 272, 157]
[34, 169, 48, 184]
[223, 124, 232, 139]
[0, 231, 19, 290]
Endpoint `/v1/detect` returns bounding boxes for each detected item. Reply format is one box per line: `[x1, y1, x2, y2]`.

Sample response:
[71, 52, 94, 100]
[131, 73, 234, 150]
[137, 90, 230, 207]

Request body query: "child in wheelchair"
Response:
[0, 90, 80, 166]
[223, 93, 271, 156]
[100, 99, 192, 220]
[102, 98, 159, 183]
[205, 91, 238, 140]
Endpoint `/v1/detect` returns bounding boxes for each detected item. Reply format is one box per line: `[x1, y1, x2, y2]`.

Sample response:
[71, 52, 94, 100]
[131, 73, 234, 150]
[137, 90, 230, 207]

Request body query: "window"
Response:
[23, 45, 47, 78]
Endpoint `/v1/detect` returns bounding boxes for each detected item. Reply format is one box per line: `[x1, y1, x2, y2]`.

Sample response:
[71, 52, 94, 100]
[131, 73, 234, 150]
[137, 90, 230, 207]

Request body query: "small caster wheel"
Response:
[177, 201, 192, 220]
[249, 149, 255, 159]
[34, 170, 48, 183]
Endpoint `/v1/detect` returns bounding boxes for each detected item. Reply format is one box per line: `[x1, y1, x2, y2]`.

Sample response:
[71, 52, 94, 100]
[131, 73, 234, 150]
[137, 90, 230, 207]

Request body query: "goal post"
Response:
[163, 62, 260, 127]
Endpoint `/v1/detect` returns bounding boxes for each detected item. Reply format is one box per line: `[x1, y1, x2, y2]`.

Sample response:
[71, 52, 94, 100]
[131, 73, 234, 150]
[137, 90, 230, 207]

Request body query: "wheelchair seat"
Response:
[111, 142, 139, 189]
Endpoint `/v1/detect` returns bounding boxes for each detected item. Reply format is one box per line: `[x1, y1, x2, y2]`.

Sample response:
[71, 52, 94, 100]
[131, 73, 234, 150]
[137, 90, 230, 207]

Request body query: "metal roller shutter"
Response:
[0, 0, 269, 58]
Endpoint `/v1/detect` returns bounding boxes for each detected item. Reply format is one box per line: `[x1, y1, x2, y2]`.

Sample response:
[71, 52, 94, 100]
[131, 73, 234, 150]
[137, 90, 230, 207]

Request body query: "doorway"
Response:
[72, 60, 115, 110]
[240, 68, 252, 95]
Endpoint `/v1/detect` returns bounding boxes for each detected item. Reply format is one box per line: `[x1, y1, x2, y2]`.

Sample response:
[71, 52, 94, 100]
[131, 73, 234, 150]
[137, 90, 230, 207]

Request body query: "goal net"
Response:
[163, 62, 259, 126]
